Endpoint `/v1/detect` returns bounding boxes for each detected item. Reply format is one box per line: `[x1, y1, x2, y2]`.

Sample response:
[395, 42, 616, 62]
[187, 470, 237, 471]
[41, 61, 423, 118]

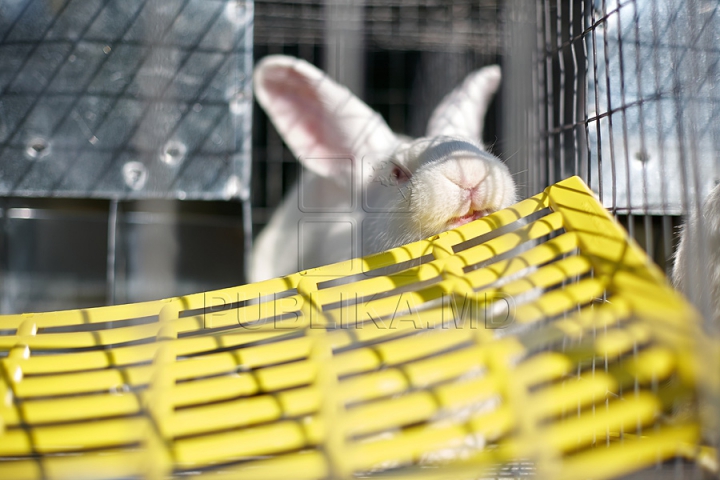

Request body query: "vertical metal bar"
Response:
[0, 198, 7, 314]
[242, 198, 253, 284]
[556, 0, 565, 182]
[650, 0, 674, 273]
[543, 0, 555, 187]
[582, 0, 592, 186]
[613, 0, 634, 238]
[530, 2, 541, 197]
[266, 39, 285, 211]
[671, 0, 708, 324]
[600, 0, 619, 213]
[569, 0, 579, 179]
[630, 0, 653, 261]
[106, 199, 119, 306]
[589, 0, 603, 203]
[503, 0, 538, 201]
[685, 0, 713, 331]
[324, 0, 365, 96]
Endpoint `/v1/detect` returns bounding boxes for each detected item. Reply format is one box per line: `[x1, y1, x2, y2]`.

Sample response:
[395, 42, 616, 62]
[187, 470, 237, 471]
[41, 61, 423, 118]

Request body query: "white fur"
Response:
[673, 183, 720, 325]
[250, 55, 516, 282]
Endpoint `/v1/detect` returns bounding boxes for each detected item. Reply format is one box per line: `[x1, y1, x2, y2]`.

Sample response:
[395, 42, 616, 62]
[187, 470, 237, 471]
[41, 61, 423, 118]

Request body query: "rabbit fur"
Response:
[250, 55, 516, 282]
[673, 183, 720, 325]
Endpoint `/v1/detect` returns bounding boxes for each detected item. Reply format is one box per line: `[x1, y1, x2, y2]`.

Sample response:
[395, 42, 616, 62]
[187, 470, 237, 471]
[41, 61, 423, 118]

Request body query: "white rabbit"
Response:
[250, 55, 516, 282]
[673, 183, 720, 325]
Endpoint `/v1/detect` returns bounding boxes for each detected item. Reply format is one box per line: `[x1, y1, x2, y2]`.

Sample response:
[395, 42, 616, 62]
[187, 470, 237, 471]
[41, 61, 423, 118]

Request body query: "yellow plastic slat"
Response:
[515, 352, 574, 386]
[0, 301, 167, 329]
[531, 373, 618, 419]
[0, 420, 150, 457]
[594, 324, 652, 357]
[627, 347, 677, 383]
[21, 393, 140, 425]
[188, 451, 329, 480]
[344, 392, 438, 436]
[32, 417, 149, 453]
[463, 231, 579, 288]
[300, 415, 325, 446]
[339, 369, 409, 404]
[237, 336, 315, 368]
[498, 255, 593, 298]
[0, 459, 41, 480]
[351, 424, 468, 470]
[256, 359, 317, 391]
[0, 316, 203, 350]
[455, 211, 565, 269]
[13, 369, 126, 398]
[375, 327, 475, 366]
[468, 404, 516, 440]
[17, 350, 122, 375]
[403, 345, 485, 388]
[0, 430, 33, 456]
[124, 353, 237, 386]
[541, 393, 661, 453]
[560, 424, 700, 480]
[166, 395, 282, 438]
[0, 403, 20, 428]
[277, 386, 321, 417]
[435, 374, 499, 410]
[43, 450, 146, 480]
[336, 288, 450, 343]
[9, 331, 248, 376]
[168, 373, 259, 408]
[514, 276, 607, 325]
[174, 421, 307, 467]
[608, 347, 677, 385]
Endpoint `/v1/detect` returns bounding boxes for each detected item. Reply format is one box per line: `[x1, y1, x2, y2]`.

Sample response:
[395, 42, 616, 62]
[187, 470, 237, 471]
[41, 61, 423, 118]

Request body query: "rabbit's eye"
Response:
[391, 165, 410, 184]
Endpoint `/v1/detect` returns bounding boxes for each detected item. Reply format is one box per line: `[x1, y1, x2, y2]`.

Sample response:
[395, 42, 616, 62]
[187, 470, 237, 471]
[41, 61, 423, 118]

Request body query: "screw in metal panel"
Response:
[229, 91, 248, 115]
[160, 140, 187, 167]
[24, 137, 51, 160]
[122, 161, 149, 191]
[225, 0, 250, 25]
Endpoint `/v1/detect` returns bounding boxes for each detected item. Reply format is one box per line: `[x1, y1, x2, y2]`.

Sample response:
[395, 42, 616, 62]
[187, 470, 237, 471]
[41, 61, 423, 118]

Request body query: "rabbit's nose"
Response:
[441, 157, 490, 191]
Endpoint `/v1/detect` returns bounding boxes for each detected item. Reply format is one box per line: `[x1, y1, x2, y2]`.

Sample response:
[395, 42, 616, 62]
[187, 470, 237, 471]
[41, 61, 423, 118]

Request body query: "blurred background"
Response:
[0, 0, 718, 322]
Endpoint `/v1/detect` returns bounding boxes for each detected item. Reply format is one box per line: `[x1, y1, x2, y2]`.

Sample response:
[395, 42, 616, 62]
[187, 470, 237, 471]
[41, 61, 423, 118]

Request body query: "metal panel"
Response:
[0, 0, 253, 200]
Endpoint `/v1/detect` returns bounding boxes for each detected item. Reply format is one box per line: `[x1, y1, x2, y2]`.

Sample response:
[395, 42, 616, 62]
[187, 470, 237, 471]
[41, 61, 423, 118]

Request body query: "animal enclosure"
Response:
[0, 0, 718, 479]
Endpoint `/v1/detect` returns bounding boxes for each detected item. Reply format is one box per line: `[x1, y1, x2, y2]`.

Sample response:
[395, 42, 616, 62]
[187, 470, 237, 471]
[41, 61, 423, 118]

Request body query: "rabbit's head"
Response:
[252, 55, 516, 279]
[361, 133, 516, 252]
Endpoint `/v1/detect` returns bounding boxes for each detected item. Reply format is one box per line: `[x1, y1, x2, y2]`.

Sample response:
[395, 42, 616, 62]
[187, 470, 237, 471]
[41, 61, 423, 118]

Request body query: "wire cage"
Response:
[515, 0, 720, 338]
[0, 0, 719, 479]
[505, 0, 720, 279]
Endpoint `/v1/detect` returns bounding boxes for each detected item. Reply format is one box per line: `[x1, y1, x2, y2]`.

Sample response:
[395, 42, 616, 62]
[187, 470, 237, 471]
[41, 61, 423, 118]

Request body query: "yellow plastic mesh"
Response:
[0, 176, 715, 479]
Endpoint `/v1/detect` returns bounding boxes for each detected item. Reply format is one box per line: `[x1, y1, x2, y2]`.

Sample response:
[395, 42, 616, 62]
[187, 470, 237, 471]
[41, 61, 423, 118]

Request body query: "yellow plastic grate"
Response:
[0, 176, 715, 479]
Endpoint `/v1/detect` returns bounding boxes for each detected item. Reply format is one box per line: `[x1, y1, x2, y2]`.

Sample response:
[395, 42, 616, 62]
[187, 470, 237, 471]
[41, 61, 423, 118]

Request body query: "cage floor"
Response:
[0, 176, 714, 479]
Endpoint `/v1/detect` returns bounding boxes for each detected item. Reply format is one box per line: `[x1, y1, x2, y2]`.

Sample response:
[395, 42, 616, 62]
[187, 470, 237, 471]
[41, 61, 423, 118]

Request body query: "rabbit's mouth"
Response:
[448, 209, 490, 228]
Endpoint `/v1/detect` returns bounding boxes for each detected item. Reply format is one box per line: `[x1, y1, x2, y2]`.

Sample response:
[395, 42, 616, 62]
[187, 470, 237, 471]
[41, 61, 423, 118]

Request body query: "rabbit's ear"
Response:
[426, 65, 501, 140]
[254, 55, 398, 178]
